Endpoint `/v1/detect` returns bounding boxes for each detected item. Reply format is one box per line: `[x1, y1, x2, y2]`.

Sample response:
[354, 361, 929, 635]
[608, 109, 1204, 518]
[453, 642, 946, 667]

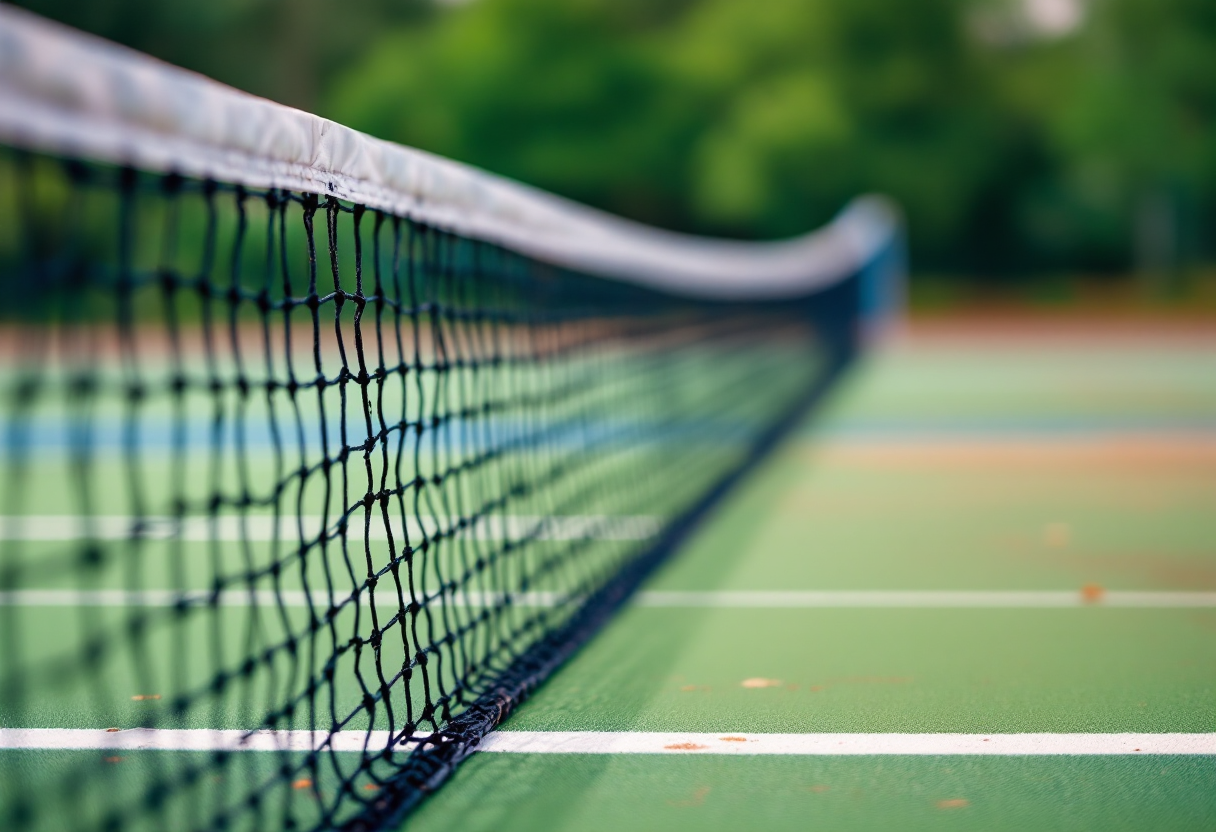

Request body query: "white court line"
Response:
[0, 589, 571, 609]
[2, 729, 1213, 756]
[635, 590, 1216, 608]
[479, 732, 1216, 756]
[3, 590, 1213, 608]
[0, 728, 418, 753]
[0, 515, 661, 542]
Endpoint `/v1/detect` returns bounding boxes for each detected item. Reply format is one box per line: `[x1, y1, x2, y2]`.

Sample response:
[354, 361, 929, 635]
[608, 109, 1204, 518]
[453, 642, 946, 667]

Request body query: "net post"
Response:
[858, 205, 908, 347]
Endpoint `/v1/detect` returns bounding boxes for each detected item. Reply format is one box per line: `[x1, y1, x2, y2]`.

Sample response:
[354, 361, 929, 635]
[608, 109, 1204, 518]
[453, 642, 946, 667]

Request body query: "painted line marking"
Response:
[0, 515, 661, 543]
[0, 589, 574, 609]
[2, 590, 1214, 608]
[479, 732, 1216, 755]
[634, 591, 1216, 608]
[0, 729, 420, 753]
[2, 729, 1213, 756]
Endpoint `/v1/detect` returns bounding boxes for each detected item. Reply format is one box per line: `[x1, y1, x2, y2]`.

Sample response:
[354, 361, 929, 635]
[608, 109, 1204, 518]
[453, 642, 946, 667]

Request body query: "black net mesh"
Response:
[0, 147, 862, 831]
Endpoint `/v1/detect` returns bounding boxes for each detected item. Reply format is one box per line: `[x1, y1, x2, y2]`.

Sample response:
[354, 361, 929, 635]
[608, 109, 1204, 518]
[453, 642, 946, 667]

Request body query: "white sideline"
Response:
[0, 6, 900, 300]
[1, 729, 1213, 756]
[479, 732, 1216, 756]
[1, 589, 1214, 608]
[634, 590, 1216, 608]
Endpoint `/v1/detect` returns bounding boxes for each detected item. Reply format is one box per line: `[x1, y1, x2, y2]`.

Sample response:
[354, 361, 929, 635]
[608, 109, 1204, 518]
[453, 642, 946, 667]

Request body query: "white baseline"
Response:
[1, 729, 1213, 756]
[480, 732, 1216, 756]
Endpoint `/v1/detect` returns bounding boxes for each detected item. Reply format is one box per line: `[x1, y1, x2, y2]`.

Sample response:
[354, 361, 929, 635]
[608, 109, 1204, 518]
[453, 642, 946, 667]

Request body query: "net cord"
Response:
[0, 4, 900, 301]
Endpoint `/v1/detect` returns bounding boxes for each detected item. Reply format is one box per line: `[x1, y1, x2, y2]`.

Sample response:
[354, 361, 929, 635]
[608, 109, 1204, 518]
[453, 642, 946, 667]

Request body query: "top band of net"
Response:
[0, 5, 902, 832]
[0, 5, 897, 300]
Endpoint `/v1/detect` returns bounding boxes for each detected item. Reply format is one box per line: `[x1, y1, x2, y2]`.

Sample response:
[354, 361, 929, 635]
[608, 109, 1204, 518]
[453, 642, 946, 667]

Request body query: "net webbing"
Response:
[0, 145, 871, 830]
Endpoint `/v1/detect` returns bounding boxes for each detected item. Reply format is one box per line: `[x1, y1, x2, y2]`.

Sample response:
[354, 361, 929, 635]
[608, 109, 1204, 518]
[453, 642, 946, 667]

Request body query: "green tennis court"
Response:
[2, 7, 1215, 831]
[403, 324, 1216, 830]
[2, 324, 1214, 831]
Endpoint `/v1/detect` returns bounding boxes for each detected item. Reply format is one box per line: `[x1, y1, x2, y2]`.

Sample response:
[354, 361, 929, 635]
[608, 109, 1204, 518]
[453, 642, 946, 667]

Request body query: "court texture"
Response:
[8, 316, 1211, 830]
[399, 317, 1216, 831]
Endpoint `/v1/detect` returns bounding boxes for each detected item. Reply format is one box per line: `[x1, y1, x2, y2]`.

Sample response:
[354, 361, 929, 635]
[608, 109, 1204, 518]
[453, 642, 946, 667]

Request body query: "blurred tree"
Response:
[325, 0, 701, 228]
[10, 0, 430, 112]
[1031, 0, 1216, 281]
[326, 0, 1216, 277]
[327, 0, 1020, 271]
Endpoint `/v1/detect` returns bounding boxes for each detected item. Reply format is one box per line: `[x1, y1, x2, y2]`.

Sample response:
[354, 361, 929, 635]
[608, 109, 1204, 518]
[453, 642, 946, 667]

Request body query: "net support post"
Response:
[858, 211, 908, 347]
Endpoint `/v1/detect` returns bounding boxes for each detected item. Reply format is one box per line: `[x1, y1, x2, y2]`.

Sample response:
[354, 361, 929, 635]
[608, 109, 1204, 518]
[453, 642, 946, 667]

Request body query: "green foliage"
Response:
[324, 0, 1014, 267]
[324, 0, 1216, 276]
[11, 0, 431, 112]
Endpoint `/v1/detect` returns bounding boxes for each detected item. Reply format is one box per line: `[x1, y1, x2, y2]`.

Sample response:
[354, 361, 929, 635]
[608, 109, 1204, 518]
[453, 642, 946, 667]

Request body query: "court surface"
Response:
[3, 318, 1214, 831]
[404, 319, 1216, 831]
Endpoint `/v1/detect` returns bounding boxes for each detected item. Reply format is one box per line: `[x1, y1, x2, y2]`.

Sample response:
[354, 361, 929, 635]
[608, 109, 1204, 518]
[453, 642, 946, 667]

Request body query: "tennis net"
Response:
[0, 7, 902, 831]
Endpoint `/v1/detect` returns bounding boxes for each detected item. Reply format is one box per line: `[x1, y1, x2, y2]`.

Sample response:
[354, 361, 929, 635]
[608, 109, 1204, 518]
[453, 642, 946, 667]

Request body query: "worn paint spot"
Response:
[1044, 522, 1071, 548]
[719, 736, 748, 742]
[741, 678, 781, 689]
[937, 799, 970, 809]
[105, 727, 120, 733]
[1080, 584, 1105, 603]
[103, 756, 123, 764]
[130, 694, 161, 701]
[664, 742, 708, 751]
[667, 786, 710, 807]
